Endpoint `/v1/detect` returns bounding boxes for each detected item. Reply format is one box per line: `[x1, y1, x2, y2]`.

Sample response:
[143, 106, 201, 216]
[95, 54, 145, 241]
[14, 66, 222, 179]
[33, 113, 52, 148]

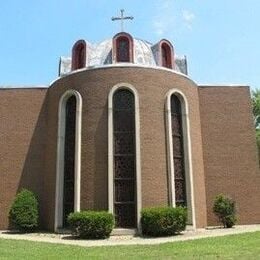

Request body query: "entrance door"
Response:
[113, 89, 136, 228]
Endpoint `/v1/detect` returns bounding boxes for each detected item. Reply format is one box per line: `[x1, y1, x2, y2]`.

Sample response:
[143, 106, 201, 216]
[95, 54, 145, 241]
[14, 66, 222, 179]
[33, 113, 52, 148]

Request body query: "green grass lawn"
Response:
[0, 232, 260, 259]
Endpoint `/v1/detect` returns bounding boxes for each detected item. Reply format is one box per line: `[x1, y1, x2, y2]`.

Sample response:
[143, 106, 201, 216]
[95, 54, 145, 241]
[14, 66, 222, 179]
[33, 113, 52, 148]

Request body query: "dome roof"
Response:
[87, 38, 157, 67]
[59, 37, 187, 76]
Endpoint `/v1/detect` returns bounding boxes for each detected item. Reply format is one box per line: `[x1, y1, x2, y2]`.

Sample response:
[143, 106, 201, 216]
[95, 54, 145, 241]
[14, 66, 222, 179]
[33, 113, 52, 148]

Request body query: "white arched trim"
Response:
[108, 83, 142, 232]
[165, 89, 196, 229]
[55, 89, 82, 231]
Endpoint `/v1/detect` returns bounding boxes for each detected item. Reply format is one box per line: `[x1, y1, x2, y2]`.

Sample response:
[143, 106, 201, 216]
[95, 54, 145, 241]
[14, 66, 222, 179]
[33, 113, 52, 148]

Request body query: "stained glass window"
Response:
[171, 94, 187, 207]
[113, 89, 136, 228]
[63, 95, 76, 226]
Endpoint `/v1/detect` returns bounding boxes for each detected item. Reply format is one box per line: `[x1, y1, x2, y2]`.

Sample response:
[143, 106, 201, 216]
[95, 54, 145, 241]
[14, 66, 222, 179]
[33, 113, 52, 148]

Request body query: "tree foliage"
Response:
[252, 90, 260, 154]
[252, 89, 260, 129]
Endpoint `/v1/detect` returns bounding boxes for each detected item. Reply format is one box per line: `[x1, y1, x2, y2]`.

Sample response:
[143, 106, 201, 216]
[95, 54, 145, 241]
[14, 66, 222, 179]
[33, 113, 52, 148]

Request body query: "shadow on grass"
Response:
[1, 230, 57, 236]
[140, 232, 185, 240]
[2, 230, 23, 235]
[1, 229, 187, 242]
[61, 235, 111, 241]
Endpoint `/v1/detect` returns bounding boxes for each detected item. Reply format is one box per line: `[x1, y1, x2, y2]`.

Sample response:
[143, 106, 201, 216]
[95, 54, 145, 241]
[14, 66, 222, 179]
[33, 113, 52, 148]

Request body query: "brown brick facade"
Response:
[199, 86, 260, 225]
[0, 89, 47, 229]
[0, 67, 259, 231]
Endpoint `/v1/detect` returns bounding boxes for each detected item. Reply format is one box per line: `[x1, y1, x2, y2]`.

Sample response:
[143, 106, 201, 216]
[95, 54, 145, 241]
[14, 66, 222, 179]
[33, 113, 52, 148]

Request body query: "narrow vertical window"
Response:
[56, 90, 82, 231]
[113, 89, 136, 228]
[72, 40, 86, 70]
[171, 94, 187, 207]
[63, 95, 76, 226]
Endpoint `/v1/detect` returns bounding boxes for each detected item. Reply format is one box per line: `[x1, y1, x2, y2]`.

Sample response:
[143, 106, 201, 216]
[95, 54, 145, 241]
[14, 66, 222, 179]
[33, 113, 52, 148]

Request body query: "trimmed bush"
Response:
[68, 211, 114, 239]
[9, 189, 39, 232]
[141, 207, 187, 237]
[213, 194, 237, 228]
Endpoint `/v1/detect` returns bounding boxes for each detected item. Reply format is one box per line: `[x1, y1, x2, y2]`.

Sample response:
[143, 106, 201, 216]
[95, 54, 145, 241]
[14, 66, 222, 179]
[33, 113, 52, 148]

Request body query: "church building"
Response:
[1, 29, 260, 232]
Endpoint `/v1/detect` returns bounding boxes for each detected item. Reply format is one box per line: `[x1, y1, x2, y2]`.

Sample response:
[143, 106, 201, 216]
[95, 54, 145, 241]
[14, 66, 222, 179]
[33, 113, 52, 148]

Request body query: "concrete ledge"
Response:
[111, 228, 137, 236]
[1, 225, 260, 248]
[55, 229, 71, 234]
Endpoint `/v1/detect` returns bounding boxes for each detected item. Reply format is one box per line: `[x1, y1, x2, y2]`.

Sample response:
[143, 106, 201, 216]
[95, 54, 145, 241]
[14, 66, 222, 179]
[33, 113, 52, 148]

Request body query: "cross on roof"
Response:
[111, 9, 134, 32]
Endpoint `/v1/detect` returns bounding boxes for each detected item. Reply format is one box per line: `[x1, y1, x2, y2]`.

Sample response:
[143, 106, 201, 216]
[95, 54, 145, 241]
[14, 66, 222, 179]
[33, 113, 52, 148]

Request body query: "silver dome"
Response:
[59, 38, 187, 76]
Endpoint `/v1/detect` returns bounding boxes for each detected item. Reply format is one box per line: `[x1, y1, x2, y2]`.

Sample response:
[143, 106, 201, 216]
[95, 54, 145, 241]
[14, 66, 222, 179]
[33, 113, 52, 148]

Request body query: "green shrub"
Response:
[213, 194, 237, 228]
[68, 211, 114, 239]
[9, 189, 39, 232]
[141, 207, 187, 237]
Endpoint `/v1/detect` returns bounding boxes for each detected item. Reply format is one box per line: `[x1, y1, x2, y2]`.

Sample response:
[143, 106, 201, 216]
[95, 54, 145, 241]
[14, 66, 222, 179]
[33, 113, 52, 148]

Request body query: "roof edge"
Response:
[51, 63, 197, 86]
[0, 85, 49, 90]
[199, 84, 250, 88]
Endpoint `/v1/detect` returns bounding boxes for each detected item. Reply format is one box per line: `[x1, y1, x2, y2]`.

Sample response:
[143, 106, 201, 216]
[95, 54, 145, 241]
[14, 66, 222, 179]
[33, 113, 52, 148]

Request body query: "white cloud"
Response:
[152, 1, 195, 36]
[161, 0, 172, 9]
[152, 0, 175, 36]
[182, 10, 195, 30]
[153, 20, 168, 36]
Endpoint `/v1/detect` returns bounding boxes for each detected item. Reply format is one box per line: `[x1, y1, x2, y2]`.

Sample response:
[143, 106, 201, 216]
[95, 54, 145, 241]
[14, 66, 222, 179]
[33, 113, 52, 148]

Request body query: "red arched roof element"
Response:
[72, 40, 87, 71]
[113, 32, 134, 63]
[159, 39, 174, 69]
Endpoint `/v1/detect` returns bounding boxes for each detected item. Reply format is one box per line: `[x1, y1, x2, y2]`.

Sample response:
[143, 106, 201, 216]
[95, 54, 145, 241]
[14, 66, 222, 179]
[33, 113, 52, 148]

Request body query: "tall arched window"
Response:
[108, 83, 142, 231]
[113, 89, 136, 228]
[55, 90, 82, 231]
[113, 33, 134, 63]
[171, 94, 186, 207]
[72, 40, 86, 70]
[160, 40, 174, 69]
[63, 95, 76, 226]
[166, 89, 196, 227]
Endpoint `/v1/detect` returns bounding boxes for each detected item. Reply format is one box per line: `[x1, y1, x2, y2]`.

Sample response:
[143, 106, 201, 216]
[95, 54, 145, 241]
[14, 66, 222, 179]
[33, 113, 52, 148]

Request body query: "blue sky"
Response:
[0, 0, 260, 89]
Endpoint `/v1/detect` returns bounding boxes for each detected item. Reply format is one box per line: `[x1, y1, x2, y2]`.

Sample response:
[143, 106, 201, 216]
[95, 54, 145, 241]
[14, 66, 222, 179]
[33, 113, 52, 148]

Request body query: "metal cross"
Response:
[111, 9, 134, 32]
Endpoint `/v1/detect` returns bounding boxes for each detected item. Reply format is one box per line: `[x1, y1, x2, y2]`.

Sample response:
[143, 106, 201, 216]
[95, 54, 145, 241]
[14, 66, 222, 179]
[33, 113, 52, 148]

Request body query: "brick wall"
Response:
[199, 86, 260, 226]
[0, 89, 47, 229]
[44, 67, 207, 229]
